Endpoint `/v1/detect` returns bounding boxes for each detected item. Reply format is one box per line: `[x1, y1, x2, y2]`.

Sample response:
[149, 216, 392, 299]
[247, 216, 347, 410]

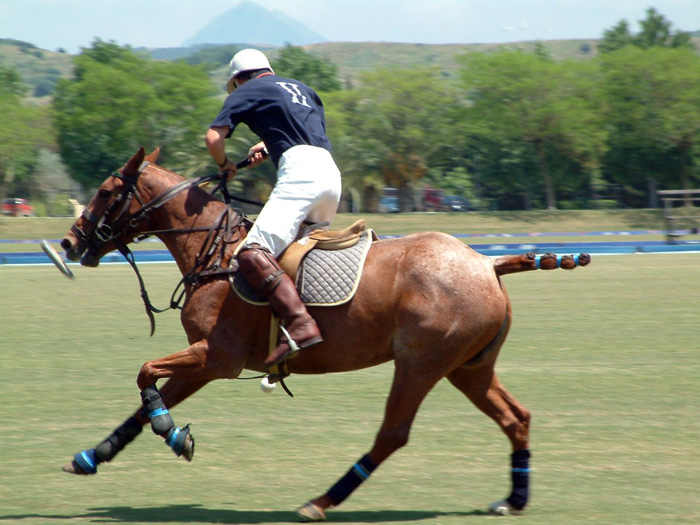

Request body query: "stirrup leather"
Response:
[266, 315, 289, 378]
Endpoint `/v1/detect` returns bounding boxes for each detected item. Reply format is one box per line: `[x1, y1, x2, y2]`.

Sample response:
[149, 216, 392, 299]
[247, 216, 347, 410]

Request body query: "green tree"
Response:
[458, 50, 607, 210]
[322, 88, 384, 212]
[273, 44, 341, 92]
[634, 7, 693, 49]
[183, 44, 240, 71]
[599, 7, 693, 54]
[0, 68, 54, 200]
[320, 89, 369, 211]
[33, 150, 84, 215]
[53, 40, 220, 189]
[328, 68, 459, 211]
[0, 66, 28, 96]
[601, 47, 700, 199]
[598, 20, 634, 54]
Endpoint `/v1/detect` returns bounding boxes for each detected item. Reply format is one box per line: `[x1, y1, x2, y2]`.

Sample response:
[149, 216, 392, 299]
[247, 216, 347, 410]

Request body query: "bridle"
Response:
[70, 163, 145, 253]
[74, 160, 254, 335]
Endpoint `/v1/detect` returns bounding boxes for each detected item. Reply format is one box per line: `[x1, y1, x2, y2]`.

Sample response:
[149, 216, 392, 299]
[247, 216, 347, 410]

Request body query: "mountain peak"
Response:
[183, 1, 328, 47]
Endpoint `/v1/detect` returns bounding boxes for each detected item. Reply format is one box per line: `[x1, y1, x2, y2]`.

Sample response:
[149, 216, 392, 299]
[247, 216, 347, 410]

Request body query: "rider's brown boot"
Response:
[237, 246, 323, 368]
[264, 272, 323, 367]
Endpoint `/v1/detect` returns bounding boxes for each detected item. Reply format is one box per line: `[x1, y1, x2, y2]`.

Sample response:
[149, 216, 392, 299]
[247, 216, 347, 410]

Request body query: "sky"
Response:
[0, 0, 699, 54]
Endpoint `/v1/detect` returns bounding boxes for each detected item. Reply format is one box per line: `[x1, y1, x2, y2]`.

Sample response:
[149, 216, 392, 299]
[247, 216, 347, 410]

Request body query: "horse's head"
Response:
[61, 147, 161, 267]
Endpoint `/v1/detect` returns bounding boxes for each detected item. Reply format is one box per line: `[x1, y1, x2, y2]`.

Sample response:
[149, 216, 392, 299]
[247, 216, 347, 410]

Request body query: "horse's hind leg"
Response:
[62, 378, 210, 475]
[297, 362, 442, 521]
[447, 367, 531, 515]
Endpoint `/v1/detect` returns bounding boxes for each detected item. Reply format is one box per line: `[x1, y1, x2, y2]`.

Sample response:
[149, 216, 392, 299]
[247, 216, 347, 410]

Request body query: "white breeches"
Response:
[243, 145, 342, 257]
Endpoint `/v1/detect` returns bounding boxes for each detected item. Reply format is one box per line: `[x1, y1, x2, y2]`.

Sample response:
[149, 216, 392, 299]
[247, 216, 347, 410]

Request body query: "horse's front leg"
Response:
[64, 338, 239, 475]
[62, 377, 211, 475]
[137, 339, 241, 460]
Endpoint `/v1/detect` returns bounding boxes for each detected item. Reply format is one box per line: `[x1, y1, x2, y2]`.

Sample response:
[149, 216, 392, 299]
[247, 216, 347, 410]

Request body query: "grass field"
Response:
[1, 217, 699, 524]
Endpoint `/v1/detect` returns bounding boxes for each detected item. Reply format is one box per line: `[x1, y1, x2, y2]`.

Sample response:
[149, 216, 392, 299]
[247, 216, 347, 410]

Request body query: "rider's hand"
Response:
[217, 157, 237, 181]
[248, 142, 269, 167]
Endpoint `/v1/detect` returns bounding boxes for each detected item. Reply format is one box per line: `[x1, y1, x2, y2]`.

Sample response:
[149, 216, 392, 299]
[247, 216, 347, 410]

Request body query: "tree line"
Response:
[0, 7, 698, 214]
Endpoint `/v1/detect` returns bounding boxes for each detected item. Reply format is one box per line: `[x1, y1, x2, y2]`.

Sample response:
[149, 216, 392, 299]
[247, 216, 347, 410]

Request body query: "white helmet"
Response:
[226, 49, 273, 93]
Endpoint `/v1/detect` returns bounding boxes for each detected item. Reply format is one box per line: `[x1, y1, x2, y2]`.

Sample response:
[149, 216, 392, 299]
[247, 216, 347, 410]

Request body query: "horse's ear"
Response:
[123, 147, 146, 176]
[145, 147, 160, 164]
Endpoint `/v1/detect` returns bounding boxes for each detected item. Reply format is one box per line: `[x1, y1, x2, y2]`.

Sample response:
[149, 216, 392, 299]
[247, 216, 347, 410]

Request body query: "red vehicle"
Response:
[422, 187, 444, 211]
[2, 198, 35, 217]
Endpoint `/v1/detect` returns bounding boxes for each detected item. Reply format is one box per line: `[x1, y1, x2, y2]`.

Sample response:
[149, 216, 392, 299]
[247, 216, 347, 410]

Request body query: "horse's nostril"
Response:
[60, 238, 72, 251]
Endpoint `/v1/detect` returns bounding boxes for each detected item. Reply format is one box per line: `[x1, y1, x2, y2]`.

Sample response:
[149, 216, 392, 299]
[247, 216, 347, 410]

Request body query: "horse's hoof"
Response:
[166, 425, 195, 461]
[489, 499, 523, 516]
[62, 459, 90, 475]
[181, 432, 195, 462]
[296, 501, 326, 522]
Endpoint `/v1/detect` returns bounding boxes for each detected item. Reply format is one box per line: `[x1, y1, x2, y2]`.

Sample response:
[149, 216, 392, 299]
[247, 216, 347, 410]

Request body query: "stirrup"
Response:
[265, 325, 322, 368]
[264, 325, 301, 368]
[280, 324, 324, 351]
[278, 325, 301, 355]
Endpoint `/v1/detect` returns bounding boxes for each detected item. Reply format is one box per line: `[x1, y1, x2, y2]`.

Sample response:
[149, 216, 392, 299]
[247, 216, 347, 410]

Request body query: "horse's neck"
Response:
[141, 169, 245, 275]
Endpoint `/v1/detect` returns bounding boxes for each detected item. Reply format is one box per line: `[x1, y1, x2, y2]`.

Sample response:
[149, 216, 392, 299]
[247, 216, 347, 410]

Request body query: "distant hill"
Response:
[187, 39, 608, 91]
[182, 1, 328, 47]
[148, 43, 276, 62]
[4, 34, 700, 98]
[0, 39, 73, 97]
[302, 40, 602, 83]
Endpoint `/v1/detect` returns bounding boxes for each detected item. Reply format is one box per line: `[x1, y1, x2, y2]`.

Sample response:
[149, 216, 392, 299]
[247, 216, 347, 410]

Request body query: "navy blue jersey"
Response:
[210, 73, 332, 167]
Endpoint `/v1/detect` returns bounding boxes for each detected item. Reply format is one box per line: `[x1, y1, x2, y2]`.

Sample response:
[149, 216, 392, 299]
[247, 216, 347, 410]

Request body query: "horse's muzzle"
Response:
[61, 237, 82, 261]
[61, 237, 100, 267]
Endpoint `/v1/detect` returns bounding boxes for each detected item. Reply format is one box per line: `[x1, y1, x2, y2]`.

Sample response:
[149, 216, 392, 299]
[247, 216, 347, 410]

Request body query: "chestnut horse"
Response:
[60, 147, 590, 520]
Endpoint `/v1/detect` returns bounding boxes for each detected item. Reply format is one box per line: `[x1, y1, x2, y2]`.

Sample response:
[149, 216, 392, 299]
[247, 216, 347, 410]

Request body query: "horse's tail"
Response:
[493, 252, 591, 276]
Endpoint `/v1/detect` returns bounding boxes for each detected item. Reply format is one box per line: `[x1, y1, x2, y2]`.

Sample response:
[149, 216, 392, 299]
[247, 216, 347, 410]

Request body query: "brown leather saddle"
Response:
[278, 219, 370, 281]
[230, 219, 376, 306]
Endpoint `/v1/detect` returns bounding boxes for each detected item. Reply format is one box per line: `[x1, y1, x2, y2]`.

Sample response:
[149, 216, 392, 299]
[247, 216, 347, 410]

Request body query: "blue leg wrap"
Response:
[326, 454, 378, 506]
[507, 449, 531, 510]
[73, 448, 98, 474]
[141, 384, 175, 436]
[165, 425, 191, 456]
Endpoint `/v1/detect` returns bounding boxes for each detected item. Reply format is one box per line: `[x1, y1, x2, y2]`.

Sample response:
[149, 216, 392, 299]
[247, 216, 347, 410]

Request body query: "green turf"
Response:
[1, 248, 699, 524]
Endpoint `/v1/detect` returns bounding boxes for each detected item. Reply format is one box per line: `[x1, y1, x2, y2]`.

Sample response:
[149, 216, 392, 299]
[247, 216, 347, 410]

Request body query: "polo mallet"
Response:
[40, 240, 75, 279]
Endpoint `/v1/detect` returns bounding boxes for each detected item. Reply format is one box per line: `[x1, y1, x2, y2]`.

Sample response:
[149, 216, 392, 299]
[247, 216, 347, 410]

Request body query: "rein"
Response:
[80, 159, 255, 335]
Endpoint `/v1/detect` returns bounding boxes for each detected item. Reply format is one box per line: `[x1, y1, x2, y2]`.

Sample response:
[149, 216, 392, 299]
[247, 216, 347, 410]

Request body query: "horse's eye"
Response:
[98, 189, 111, 199]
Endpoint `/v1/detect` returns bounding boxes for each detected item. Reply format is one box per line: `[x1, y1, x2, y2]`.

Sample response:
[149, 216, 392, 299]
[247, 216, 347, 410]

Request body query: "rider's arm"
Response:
[205, 126, 237, 179]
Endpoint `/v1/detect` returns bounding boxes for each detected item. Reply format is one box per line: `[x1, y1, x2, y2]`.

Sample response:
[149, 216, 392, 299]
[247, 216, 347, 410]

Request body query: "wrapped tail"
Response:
[493, 252, 591, 276]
